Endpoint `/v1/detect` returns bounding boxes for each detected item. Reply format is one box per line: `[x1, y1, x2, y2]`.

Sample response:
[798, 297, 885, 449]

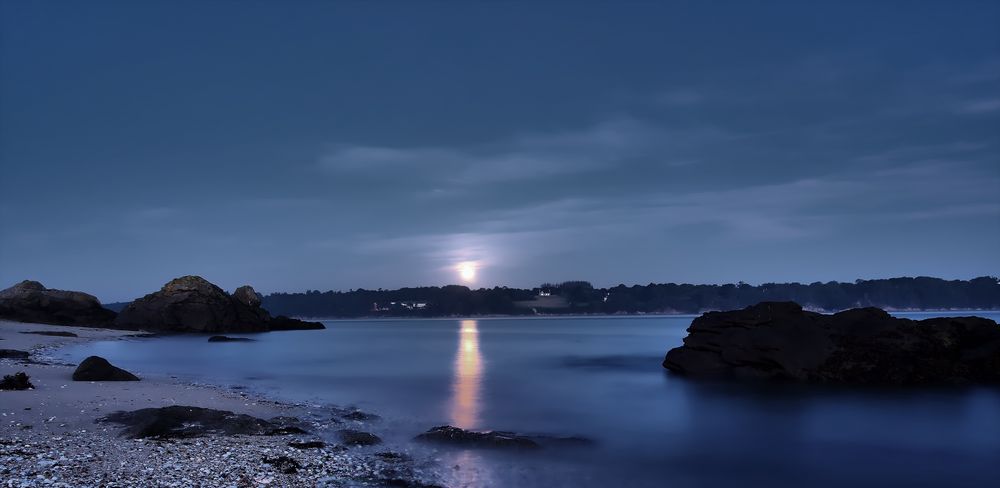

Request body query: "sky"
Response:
[1, 1, 999, 302]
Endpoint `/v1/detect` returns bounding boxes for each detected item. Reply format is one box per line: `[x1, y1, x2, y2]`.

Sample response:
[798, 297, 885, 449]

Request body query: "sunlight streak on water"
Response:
[450, 319, 483, 429]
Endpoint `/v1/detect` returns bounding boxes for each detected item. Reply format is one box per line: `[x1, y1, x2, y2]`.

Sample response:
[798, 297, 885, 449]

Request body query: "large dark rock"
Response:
[72, 356, 140, 381]
[0, 280, 117, 327]
[101, 405, 281, 439]
[663, 302, 1000, 385]
[114, 276, 324, 333]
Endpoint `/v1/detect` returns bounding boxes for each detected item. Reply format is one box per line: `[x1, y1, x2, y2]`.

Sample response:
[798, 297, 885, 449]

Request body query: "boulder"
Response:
[114, 276, 324, 333]
[414, 426, 540, 449]
[72, 356, 140, 381]
[101, 405, 280, 439]
[663, 302, 1000, 385]
[232, 285, 262, 308]
[0, 280, 117, 327]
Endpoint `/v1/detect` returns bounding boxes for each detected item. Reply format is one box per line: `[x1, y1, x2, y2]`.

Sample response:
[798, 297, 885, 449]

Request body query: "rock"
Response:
[19, 330, 78, 337]
[337, 429, 382, 446]
[0, 349, 30, 359]
[663, 302, 1000, 385]
[414, 426, 540, 449]
[114, 276, 325, 333]
[262, 455, 301, 474]
[232, 285, 262, 308]
[0, 280, 117, 327]
[0, 372, 34, 390]
[268, 315, 326, 331]
[72, 356, 140, 381]
[288, 440, 326, 449]
[100, 406, 280, 439]
[207, 335, 256, 342]
[341, 409, 380, 422]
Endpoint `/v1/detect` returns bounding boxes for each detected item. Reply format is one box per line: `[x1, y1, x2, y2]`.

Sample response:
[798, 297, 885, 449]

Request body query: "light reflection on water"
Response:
[445, 319, 490, 487]
[450, 319, 483, 429]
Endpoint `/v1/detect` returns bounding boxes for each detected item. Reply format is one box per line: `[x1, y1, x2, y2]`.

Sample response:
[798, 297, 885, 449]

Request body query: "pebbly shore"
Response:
[0, 320, 442, 487]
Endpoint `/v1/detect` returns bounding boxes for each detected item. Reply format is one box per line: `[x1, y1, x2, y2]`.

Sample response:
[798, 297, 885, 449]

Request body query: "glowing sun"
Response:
[457, 262, 477, 282]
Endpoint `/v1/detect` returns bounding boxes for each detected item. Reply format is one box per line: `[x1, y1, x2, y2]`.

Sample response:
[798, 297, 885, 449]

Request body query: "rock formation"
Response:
[663, 302, 1000, 385]
[114, 276, 324, 333]
[0, 280, 117, 327]
[72, 356, 140, 381]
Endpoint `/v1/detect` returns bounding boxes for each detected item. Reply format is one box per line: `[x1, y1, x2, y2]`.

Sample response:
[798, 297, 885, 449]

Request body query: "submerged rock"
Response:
[72, 356, 140, 381]
[337, 429, 382, 446]
[207, 335, 256, 342]
[663, 302, 1000, 385]
[0, 280, 117, 327]
[414, 426, 541, 449]
[114, 276, 325, 333]
[19, 330, 78, 337]
[0, 349, 30, 359]
[101, 405, 282, 439]
[0, 372, 34, 390]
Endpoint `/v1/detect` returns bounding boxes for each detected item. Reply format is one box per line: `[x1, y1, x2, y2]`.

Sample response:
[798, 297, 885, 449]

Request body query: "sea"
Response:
[59, 311, 1000, 487]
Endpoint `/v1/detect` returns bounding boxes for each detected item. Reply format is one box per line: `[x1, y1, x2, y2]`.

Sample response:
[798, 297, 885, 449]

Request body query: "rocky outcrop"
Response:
[114, 276, 324, 333]
[0, 280, 117, 327]
[415, 426, 541, 449]
[72, 356, 140, 381]
[663, 302, 1000, 385]
[100, 406, 312, 439]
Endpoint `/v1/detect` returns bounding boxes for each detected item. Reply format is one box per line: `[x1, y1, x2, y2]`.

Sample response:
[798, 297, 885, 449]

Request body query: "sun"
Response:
[457, 262, 477, 282]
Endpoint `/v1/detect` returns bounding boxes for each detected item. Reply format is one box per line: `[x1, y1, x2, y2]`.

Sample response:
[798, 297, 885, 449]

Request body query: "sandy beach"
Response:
[0, 320, 438, 487]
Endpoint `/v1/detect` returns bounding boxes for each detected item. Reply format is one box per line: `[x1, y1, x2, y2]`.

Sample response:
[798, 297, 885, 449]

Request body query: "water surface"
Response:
[61, 312, 1000, 487]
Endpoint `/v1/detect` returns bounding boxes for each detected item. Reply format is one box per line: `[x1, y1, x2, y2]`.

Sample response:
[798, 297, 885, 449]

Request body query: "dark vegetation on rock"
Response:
[207, 335, 256, 342]
[0, 372, 34, 390]
[19, 330, 78, 337]
[337, 429, 382, 446]
[100, 406, 311, 439]
[0, 349, 30, 359]
[261, 276, 1000, 317]
[0, 280, 117, 327]
[114, 276, 324, 333]
[72, 356, 140, 381]
[663, 302, 1000, 385]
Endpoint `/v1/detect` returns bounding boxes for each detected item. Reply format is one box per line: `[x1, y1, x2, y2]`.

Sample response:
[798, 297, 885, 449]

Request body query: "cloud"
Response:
[955, 98, 1000, 114]
[318, 118, 698, 184]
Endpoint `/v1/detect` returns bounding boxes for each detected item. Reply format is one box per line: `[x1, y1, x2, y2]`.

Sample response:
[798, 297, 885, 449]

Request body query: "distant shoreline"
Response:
[293, 307, 1000, 321]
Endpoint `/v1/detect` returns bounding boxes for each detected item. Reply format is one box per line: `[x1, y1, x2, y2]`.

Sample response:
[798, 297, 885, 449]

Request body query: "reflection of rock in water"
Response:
[449, 319, 483, 429]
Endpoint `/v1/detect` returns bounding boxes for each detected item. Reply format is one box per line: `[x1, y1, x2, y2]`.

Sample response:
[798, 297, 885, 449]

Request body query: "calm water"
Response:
[61, 312, 1000, 487]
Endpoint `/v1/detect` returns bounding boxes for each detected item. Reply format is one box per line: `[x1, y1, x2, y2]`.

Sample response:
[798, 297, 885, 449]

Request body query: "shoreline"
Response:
[0, 320, 440, 487]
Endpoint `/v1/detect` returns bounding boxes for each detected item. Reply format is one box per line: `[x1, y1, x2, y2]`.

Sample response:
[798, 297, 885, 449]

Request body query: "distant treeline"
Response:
[261, 276, 1000, 318]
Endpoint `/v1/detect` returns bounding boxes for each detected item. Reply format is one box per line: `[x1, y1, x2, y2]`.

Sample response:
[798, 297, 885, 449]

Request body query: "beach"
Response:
[0, 320, 436, 487]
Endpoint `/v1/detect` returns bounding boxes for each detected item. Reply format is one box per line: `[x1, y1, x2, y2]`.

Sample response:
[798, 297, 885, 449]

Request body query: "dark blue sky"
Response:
[2, 1, 998, 302]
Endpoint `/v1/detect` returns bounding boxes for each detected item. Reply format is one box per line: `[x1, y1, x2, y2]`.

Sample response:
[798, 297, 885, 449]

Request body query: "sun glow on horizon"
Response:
[457, 261, 477, 282]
